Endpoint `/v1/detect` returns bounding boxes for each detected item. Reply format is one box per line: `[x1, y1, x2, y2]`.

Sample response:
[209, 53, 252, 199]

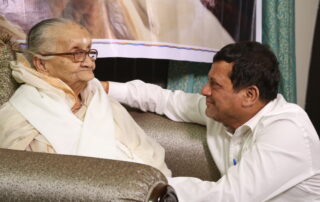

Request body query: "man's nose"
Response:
[201, 83, 211, 96]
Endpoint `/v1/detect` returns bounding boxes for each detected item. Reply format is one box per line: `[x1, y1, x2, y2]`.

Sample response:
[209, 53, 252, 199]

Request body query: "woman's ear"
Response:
[242, 85, 259, 108]
[33, 57, 48, 74]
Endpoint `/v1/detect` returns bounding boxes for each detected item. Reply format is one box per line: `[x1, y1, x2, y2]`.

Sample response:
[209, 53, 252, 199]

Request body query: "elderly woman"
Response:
[0, 18, 171, 177]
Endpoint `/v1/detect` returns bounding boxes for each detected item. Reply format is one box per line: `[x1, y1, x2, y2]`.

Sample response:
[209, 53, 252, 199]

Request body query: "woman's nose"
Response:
[81, 54, 95, 67]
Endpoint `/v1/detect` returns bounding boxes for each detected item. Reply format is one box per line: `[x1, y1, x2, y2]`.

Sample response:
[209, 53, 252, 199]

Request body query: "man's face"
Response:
[40, 23, 95, 88]
[201, 61, 243, 125]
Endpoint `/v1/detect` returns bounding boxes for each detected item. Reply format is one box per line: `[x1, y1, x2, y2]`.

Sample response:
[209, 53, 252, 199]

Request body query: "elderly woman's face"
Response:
[41, 23, 95, 88]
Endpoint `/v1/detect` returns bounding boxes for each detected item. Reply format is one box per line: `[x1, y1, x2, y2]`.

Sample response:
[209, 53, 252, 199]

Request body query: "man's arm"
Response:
[107, 80, 207, 125]
[101, 81, 109, 93]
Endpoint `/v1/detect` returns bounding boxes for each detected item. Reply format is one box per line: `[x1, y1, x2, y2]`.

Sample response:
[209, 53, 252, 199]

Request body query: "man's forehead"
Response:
[209, 61, 233, 76]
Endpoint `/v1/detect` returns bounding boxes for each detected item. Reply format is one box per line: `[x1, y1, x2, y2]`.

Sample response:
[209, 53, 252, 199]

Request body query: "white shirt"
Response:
[109, 80, 320, 202]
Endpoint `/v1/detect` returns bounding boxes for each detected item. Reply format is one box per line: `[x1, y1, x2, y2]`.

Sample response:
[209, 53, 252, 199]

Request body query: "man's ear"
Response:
[241, 85, 259, 108]
[33, 57, 48, 74]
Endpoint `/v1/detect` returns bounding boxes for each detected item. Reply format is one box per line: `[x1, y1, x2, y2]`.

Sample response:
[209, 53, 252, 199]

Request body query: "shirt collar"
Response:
[234, 94, 284, 135]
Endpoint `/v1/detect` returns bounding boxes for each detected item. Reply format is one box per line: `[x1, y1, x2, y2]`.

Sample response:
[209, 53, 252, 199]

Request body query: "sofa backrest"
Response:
[129, 109, 221, 181]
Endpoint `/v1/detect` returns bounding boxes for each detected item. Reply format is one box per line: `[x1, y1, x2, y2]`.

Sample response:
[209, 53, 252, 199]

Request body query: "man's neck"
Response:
[226, 101, 268, 133]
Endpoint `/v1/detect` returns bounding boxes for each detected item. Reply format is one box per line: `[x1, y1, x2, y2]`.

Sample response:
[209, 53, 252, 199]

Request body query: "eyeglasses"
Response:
[39, 49, 98, 63]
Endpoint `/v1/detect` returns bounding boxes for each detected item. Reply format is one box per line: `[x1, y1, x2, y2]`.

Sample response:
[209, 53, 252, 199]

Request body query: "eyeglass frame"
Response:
[39, 49, 98, 63]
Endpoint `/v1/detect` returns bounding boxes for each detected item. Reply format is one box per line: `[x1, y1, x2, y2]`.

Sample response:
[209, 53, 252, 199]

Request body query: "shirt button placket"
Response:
[230, 133, 241, 166]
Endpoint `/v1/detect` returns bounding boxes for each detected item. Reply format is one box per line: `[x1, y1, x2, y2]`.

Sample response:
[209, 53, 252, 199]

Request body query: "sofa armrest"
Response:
[129, 109, 221, 181]
[0, 148, 177, 201]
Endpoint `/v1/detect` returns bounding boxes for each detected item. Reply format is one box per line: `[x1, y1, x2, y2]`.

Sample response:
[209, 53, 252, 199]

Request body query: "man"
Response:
[107, 41, 320, 201]
[0, 18, 171, 177]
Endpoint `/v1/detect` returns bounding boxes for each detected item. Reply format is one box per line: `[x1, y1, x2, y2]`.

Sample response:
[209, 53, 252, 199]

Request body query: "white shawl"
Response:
[9, 55, 123, 160]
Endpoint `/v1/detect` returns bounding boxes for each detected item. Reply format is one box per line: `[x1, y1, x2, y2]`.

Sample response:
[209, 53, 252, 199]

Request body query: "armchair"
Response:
[0, 35, 220, 201]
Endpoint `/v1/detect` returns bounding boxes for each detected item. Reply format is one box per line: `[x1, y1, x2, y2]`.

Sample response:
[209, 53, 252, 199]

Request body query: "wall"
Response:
[295, 0, 319, 108]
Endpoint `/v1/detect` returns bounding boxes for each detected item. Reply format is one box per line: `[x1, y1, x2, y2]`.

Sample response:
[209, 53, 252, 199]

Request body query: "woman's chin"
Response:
[79, 72, 95, 81]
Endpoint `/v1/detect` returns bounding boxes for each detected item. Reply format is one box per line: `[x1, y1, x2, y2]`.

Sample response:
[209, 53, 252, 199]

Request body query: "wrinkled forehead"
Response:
[42, 23, 92, 52]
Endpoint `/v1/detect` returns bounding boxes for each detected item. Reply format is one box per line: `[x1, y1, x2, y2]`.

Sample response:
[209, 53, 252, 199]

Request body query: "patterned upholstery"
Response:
[0, 34, 19, 106]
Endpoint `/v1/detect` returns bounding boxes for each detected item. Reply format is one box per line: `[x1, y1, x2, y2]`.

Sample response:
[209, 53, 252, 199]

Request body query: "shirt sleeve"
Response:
[108, 80, 207, 125]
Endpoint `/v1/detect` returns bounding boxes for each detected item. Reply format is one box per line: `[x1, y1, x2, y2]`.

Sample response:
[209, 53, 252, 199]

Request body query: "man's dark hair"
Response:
[213, 41, 280, 102]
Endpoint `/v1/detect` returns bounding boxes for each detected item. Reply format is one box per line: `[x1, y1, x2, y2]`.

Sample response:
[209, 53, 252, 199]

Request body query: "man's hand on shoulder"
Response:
[100, 81, 109, 93]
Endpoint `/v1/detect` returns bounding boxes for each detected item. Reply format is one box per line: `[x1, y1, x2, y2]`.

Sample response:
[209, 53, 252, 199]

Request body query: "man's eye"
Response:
[210, 81, 217, 86]
[210, 80, 221, 88]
